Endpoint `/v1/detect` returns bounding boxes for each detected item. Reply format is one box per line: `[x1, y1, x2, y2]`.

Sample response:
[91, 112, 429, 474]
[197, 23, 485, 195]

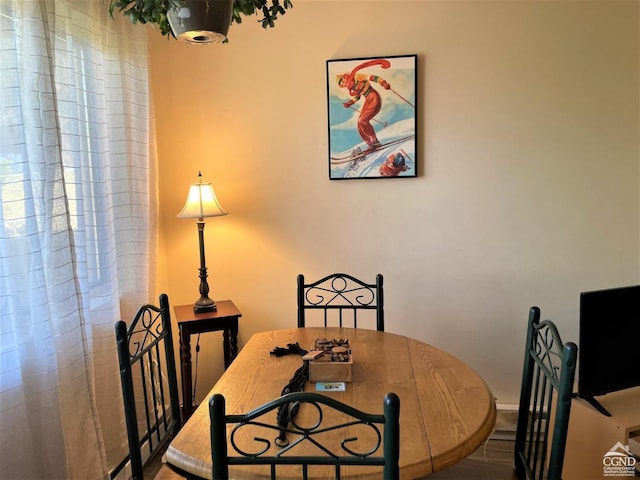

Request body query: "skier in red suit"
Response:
[337, 72, 391, 150]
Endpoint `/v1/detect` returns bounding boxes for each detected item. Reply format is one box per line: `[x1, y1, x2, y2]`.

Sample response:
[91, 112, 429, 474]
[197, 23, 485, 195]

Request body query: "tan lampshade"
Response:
[177, 172, 228, 220]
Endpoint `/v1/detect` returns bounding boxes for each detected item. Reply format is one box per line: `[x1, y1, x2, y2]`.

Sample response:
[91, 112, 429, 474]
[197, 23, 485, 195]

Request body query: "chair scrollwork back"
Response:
[297, 273, 384, 331]
[210, 391, 400, 480]
[515, 306, 578, 480]
[115, 293, 181, 480]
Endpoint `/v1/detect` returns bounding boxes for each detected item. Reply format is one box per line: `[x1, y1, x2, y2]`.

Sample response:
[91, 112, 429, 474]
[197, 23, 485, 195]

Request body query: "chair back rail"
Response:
[210, 391, 400, 480]
[297, 273, 384, 331]
[115, 293, 181, 480]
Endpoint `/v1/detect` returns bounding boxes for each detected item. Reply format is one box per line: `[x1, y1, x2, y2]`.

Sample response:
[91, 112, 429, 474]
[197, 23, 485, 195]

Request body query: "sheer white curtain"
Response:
[0, 1, 157, 478]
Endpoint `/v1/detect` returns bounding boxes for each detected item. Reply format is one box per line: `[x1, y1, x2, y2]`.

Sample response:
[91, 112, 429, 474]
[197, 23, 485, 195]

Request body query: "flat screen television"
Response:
[578, 284, 640, 416]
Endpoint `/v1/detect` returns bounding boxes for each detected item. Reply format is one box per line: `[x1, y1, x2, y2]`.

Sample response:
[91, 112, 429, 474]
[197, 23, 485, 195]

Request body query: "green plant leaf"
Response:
[109, 0, 293, 39]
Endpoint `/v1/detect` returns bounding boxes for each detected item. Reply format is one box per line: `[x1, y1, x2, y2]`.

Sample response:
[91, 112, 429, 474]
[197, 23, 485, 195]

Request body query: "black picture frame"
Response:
[326, 54, 417, 180]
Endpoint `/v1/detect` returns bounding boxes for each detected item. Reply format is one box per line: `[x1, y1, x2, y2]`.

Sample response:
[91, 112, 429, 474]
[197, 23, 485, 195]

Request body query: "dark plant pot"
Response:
[167, 0, 233, 44]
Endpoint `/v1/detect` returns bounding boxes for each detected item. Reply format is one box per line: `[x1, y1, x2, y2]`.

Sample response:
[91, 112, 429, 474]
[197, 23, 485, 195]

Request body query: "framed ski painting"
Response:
[326, 54, 417, 180]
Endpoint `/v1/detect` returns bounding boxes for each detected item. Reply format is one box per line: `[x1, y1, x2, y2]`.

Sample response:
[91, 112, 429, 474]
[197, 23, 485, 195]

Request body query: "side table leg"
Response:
[222, 329, 231, 369]
[222, 320, 239, 370]
[230, 320, 239, 363]
[179, 327, 193, 420]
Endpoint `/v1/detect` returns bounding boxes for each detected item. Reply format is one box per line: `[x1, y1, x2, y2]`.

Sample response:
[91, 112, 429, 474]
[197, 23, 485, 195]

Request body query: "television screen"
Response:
[578, 285, 640, 416]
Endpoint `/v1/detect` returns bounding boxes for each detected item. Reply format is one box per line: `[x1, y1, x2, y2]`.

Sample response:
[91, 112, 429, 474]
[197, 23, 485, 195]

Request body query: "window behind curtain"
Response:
[0, 1, 157, 477]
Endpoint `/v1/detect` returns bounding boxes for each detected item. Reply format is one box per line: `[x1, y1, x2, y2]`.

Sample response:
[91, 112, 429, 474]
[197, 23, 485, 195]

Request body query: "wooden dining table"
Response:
[163, 327, 496, 479]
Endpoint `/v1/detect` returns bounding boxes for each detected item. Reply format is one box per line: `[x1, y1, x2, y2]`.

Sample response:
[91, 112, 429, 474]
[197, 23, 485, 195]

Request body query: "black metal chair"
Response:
[430, 306, 578, 480]
[115, 294, 182, 480]
[210, 391, 400, 480]
[297, 273, 384, 331]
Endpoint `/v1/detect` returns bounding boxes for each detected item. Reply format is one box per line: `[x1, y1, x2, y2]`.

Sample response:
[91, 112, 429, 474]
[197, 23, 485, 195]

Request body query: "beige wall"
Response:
[149, 1, 640, 406]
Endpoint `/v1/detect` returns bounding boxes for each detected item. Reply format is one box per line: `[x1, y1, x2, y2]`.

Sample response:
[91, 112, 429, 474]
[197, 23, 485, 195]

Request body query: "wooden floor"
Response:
[143, 449, 166, 479]
[423, 437, 516, 479]
[466, 437, 514, 466]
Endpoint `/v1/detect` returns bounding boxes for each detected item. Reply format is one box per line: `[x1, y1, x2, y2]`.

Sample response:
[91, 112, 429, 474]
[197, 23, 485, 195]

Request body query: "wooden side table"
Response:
[174, 300, 242, 420]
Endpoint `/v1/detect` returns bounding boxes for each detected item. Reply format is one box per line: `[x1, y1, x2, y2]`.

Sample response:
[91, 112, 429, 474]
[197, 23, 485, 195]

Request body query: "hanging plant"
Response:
[108, 0, 293, 39]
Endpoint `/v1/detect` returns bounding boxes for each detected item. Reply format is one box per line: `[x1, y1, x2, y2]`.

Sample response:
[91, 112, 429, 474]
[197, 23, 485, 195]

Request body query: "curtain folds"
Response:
[0, 1, 157, 478]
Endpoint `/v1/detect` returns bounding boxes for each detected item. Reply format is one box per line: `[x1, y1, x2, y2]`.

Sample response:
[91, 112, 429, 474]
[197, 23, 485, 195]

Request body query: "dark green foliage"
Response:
[108, 0, 178, 36]
[109, 0, 293, 38]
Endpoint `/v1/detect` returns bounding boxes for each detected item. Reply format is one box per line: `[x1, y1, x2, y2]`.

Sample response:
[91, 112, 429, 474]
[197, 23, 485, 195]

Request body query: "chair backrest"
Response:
[115, 293, 182, 480]
[297, 273, 384, 331]
[514, 307, 578, 480]
[210, 391, 400, 480]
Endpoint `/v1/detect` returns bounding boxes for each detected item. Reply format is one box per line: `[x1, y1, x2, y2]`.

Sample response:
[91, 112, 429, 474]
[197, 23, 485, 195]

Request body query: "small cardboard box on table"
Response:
[304, 338, 353, 383]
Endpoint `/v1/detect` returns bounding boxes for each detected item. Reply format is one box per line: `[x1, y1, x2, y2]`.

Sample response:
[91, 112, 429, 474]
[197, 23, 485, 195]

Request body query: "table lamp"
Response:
[178, 171, 228, 313]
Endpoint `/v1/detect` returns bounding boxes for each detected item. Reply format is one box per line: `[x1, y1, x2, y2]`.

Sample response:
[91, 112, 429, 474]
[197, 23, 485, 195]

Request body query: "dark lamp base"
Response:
[194, 303, 217, 314]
